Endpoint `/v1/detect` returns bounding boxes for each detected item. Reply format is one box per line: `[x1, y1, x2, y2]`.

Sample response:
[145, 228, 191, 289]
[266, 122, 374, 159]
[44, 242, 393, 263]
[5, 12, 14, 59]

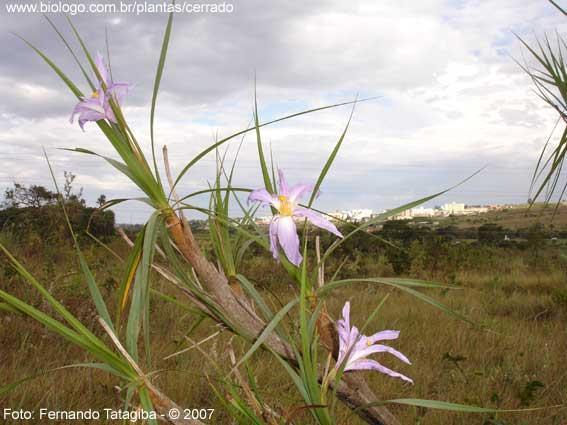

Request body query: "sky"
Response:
[0, 0, 566, 223]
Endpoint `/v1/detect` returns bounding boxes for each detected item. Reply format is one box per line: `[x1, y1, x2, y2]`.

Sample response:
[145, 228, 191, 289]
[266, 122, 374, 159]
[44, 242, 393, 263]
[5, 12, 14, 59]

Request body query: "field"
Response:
[438, 204, 567, 231]
[1, 208, 567, 425]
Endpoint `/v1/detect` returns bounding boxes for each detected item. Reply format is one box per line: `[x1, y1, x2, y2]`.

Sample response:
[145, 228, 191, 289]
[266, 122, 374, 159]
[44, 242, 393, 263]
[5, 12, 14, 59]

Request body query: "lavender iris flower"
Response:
[336, 301, 413, 384]
[70, 53, 129, 130]
[248, 170, 342, 266]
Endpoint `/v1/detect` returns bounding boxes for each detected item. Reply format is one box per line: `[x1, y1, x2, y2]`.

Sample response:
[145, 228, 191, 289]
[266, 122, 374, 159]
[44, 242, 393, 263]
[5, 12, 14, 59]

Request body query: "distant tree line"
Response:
[276, 219, 561, 276]
[375, 220, 561, 243]
[0, 172, 115, 244]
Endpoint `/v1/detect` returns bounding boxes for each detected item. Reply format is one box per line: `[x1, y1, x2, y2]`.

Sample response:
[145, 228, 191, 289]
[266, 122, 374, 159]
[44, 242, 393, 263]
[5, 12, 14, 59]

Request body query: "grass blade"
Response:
[171, 97, 379, 192]
[149, 9, 174, 187]
[384, 399, 558, 413]
[253, 81, 274, 193]
[308, 97, 357, 207]
[232, 298, 298, 371]
[45, 152, 114, 330]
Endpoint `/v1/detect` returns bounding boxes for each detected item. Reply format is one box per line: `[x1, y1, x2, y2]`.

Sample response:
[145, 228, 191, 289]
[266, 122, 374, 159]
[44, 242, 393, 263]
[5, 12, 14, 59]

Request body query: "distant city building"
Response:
[411, 207, 437, 217]
[441, 202, 466, 214]
[388, 209, 413, 220]
[348, 209, 373, 222]
[329, 209, 373, 223]
[256, 216, 272, 225]
[329, 210, 349, 221]
[384, 202, 497, 221]
[464, 205, 488, 214]
[255, 202, 500, 225]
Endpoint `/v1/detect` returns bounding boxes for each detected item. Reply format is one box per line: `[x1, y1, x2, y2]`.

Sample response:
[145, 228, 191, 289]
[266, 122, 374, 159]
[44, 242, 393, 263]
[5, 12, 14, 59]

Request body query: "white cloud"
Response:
[0, 0, 565, 222]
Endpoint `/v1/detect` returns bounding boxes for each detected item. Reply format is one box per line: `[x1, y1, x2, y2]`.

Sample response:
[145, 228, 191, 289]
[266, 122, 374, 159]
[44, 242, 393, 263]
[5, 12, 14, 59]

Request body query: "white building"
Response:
[441, 202, 465, 214]
[329, 210, 349, 221]
[388, 209, 413, 220]
[411, 207, 437, 217]
[347, 209, 373, 222]
[464, 206, 489, 214]
[329, 209, 373, 222]
[255, 216, 272, 225]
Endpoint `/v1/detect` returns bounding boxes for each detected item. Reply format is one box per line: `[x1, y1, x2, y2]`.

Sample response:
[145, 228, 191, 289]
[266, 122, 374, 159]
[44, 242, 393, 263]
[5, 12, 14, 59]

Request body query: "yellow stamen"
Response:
[278, 194, 294, 216]
[367, 339, 373, 347]
[91, 90, 99, 98]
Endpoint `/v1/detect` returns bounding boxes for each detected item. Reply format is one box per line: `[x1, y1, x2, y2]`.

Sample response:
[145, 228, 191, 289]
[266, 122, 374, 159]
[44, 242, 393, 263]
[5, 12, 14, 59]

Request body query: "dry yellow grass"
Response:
[1, 239, 566, 424]
[443, 203, 567, 231]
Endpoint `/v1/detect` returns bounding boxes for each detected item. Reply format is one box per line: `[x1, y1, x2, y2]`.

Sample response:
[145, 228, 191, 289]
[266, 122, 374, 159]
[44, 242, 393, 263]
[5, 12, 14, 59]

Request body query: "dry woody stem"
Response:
[164, 211, 399, 425]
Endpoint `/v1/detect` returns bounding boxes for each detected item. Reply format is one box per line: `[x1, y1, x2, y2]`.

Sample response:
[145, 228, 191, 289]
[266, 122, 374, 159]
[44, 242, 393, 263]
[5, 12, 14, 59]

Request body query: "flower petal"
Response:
[108, 82, 130, 104]
[375, 344, 411, 364]
[70, 100, 106, 130]
[77, 93, 106, 114]
[350, 359, 413, 383]
[348, 325, 363, 353]
[367, 330, 400, 344]
[294, 207, 342, 238]
[78, 109, 105, 121]
[337, 302, 352, 362]
[276, 216, 302, 266]
[248, 188, 276, 206]
[349, 343, 411, 365]
[104, 101, 118, 123]
[269, 217, 279, 261]
[278, 169, 289, 196]
[288, 184, 314, 203]
[341, 301, 351, 331]
[95, 52, 109, 86]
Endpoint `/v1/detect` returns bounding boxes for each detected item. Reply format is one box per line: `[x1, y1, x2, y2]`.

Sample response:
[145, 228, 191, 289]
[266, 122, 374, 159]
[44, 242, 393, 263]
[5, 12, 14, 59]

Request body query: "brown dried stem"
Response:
[164, 211, 399, 425]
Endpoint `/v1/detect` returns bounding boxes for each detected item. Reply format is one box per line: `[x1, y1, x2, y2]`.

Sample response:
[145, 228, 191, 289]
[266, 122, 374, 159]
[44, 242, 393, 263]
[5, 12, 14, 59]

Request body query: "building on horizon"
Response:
[329, 209, 373, 223]
[441, 202, 466, 214]
[256, 201, 502, 225]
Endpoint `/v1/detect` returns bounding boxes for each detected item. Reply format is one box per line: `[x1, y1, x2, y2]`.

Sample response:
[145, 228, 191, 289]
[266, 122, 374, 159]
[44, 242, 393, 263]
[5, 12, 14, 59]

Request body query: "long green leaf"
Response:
[235, 274, 274, 322]
[308, 98, 356, 207]
[318, 278, 476, 327]
[0, 289, 131, 377]
[0, 363, 129, 397]
[0, 243, 123, 366]
[385, 399, 558, 413]
[125, 212, 160, 362]
[321, 168, 483, 263]
[43, 15, 95, 91]
[116, 226, 145, 327]
[253, 82, 274, 193]
[171, 97, 379, 192]
[45, 152, 114, 330]
[16, 34, 83, 98]
[140, 212, 161, 363]
[63, 148, 157, 203]
[126, 265, 144, 361]
[149, 9, 174, 187]
[138, 387, 158, 425]
[232, 298, 297, 370]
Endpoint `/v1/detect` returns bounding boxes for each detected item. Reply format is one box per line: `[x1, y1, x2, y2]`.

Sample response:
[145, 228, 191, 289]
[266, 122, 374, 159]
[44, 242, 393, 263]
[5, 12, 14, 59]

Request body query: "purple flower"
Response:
[70, 52, 129, 131]
[248, 169, 342, 266]
[336, 301, 413, 384]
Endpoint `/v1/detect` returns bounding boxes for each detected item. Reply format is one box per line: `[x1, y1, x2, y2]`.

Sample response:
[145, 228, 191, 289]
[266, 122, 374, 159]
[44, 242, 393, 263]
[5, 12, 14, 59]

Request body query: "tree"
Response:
[526, 222, 547, 257]
[3, 183, 56, 208]
[477, 223, 505, 244]
[96, 194, 107, 208]
[381, 220, 414, 242]
[1, 178, 115, 242]
[63, 171, 85, 205]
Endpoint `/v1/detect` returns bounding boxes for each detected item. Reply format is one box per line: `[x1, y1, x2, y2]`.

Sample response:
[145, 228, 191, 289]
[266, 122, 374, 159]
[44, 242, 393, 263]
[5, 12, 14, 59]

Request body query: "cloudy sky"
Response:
[0, 0, 566, 223]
